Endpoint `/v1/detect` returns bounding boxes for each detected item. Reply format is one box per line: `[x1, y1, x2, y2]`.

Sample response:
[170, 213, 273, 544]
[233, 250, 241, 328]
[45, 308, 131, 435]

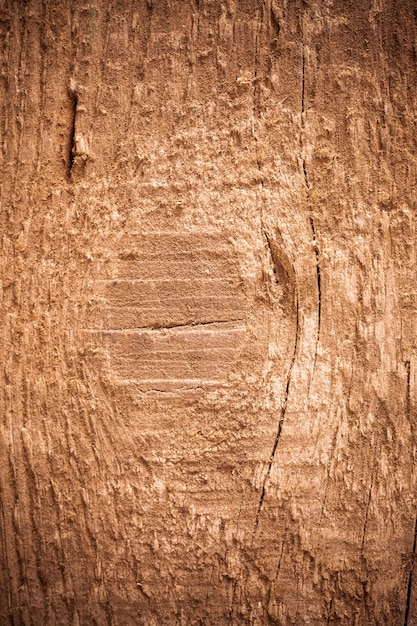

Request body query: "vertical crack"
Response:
[310, 216, 321, 337]
[274, 538, 285, 580]
[302, 158, 309, 187]
[406, 361, 411, 421]
[300, 40, 308, 185]
[263, 231, 283, 287]
[67, 88, 77, 177]
[404, 515, 417, 626]
[251, 292, 300, 544]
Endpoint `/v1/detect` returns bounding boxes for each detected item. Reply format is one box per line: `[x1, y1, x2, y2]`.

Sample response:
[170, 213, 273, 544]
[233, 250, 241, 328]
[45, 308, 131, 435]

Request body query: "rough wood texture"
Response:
[1, 1, 416, 624]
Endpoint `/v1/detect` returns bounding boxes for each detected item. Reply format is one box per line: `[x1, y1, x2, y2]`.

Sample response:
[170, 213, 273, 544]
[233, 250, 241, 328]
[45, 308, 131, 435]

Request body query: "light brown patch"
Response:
[84, 233, 247, 391]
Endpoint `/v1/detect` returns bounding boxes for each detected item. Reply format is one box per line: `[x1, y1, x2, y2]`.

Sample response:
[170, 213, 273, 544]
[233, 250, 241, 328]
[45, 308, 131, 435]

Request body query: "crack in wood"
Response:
[361, 460, 375, 552]
[85, 319, 245, 334]
[251, 294, 299, 544]
[264, 231, 280, 286]
[274, 539, 285, 580]
[406, 360, 411, 422]
[404, 515, 417, 626]
[68, 89, 78, 177]
[262, 229, 296, 302]
[310, 216, 321, 339]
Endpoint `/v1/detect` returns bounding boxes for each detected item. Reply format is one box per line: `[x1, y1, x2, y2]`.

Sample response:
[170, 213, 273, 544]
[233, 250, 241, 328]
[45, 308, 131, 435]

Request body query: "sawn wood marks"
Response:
[85, 233, 247, 391]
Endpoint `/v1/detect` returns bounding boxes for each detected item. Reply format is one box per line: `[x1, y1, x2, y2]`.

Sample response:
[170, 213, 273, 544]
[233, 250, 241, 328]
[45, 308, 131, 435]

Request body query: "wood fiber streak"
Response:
[1, 0, 417, 624]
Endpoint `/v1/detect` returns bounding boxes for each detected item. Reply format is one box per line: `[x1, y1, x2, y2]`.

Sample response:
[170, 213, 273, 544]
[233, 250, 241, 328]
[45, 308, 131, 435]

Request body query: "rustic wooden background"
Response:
[1, 1, 417, 623]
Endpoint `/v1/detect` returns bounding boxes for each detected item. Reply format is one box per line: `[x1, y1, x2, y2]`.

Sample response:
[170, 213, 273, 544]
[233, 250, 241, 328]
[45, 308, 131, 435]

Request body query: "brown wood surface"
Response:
[1, 1, 417, 623]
